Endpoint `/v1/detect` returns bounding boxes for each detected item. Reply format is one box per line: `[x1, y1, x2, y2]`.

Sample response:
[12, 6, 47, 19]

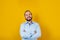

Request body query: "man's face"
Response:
[24, 11, 32, 21]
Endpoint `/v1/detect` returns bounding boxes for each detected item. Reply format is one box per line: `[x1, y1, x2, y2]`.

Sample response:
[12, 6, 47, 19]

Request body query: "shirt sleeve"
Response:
[31, 24, 41, 39]
[20, 24, 31, 39]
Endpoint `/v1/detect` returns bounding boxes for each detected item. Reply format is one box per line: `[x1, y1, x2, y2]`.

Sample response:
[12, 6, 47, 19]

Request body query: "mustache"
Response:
[26, 18, 32, 21]
[27, 17, 31, 18]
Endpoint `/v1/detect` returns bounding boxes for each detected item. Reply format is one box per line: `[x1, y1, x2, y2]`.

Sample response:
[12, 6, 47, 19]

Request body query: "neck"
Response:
[27, 20, 32, 24]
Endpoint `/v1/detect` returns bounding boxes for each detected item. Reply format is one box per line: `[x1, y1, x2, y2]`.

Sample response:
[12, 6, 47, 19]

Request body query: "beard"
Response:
[26, 18, 32, 21]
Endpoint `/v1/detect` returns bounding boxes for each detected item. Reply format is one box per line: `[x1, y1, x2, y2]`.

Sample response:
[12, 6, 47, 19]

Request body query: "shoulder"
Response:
[33, 21, 39, 26]
[33, 21, 40, 28]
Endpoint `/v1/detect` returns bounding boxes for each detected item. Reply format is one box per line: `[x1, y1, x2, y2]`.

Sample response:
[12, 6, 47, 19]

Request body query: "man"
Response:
[20, 10, 41, 40]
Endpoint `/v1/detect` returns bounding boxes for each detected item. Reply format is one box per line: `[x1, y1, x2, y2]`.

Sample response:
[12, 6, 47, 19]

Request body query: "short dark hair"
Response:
[24, 10, 32, 16]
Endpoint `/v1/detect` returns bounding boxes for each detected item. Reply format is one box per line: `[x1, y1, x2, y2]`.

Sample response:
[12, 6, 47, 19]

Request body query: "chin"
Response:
[27, 19, 31, 21]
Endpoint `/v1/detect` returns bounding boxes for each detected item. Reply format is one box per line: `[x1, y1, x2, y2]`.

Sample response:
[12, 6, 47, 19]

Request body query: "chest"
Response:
[24, 24, 37, 32]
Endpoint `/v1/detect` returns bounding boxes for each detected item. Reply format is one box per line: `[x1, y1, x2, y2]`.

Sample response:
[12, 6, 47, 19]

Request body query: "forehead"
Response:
[24, 11, 32, 15]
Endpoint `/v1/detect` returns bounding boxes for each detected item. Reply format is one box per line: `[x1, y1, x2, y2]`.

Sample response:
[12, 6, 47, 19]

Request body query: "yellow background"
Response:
[0, 0, 60, 40]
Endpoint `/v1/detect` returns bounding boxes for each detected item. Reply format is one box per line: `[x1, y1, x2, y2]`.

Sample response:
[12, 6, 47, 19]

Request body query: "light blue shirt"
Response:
[20, 21, 41, 40]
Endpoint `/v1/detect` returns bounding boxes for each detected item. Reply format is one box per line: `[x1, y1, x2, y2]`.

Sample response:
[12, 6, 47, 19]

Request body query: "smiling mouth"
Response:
[28, 18, 31, 19]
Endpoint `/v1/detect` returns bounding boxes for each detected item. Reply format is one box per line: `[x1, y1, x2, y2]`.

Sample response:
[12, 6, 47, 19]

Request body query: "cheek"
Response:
[30, 15, 32, 17]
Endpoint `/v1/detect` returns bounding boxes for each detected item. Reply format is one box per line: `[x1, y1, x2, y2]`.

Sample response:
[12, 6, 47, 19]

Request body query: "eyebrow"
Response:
[24, 12, 32, 16]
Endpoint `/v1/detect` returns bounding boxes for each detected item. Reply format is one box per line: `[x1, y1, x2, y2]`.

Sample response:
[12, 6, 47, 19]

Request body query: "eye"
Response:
[25, 14, 28, 16]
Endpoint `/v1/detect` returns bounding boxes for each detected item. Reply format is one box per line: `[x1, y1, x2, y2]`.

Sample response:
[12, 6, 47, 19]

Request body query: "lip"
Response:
[27, 17, 31, 18]
[28, 17, 30, 19]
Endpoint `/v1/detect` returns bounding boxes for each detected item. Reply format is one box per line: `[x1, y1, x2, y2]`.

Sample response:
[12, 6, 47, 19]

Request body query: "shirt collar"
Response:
[25, 21, 33, 24]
